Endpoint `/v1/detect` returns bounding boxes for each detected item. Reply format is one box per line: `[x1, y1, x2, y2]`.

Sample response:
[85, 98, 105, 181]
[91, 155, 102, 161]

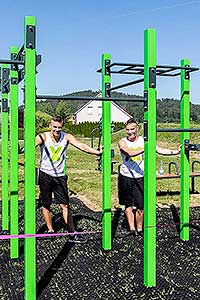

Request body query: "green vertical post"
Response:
[102, 54, 111, 250]
[10, 46, 19, 258]
[1, 64, 9, 230]
[144, 29, 157, 287]
[180, 59, 190, 241]
[24, 16, 36, 300]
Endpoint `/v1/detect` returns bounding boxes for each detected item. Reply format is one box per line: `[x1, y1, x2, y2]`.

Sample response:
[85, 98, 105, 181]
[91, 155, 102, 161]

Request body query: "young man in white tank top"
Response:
[118, 118, 180, 236]
[36, 116, 102, 234]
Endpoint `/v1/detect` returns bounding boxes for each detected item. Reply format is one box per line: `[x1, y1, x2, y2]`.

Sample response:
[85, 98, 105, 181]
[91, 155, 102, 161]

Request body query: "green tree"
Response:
[55, 101, 71, 123]
[36, 111, 52, 133]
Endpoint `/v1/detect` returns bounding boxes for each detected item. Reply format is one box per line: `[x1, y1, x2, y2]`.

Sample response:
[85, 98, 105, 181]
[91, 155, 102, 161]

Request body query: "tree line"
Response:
[17, 90, 200, 137]
[35, 90, 200, 123]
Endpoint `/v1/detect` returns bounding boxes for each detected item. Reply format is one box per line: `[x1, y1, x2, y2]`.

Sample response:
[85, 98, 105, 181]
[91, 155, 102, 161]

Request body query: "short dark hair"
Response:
[51, 116, 63, 123]
[125, 117, 138, 127]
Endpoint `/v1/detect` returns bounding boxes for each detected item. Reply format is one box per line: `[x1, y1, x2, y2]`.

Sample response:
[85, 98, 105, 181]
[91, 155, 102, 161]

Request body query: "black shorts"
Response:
[118, 173, 144, 209]
[39, 170, 69, 209]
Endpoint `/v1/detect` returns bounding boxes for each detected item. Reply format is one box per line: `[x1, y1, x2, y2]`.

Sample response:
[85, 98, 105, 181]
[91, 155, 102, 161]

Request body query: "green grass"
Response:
[1, 123, 200, 210]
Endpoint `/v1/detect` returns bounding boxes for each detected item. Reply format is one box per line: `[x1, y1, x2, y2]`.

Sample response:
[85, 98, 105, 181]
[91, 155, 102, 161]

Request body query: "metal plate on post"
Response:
[185, 65, 190, 80]
[2, 67, 10, 93]
[105, 59, 110, 75]
[144, 90, 148, 111]
[11, 53, 18, 71]
[105, 82, 111, 98]
[26, 25, 36, 49]
[2, 98, 8, 112]
[149, 67, 156, 88]
[144, 121, 148, 141]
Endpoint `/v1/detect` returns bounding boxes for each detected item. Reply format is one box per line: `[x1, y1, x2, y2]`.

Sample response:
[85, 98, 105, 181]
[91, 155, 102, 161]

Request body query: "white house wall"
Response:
[75, 100, 131, 124]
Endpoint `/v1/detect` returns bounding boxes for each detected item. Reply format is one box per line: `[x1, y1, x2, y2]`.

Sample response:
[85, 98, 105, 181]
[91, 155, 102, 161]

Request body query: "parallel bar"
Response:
[157, 128, 200, 132]
[144, 28, 157, 287]
[102, 54, 112, 250]
[180, 59, 190, 241]
[36, 95, 145, 102]
[0, 59, 24, 65]
[24, 16, 36, 300]
[1, 64, 9, 230]
[10, 46, 19, 258]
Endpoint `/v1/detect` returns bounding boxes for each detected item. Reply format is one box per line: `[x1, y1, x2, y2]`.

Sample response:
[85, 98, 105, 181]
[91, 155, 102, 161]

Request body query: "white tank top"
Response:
[40, 132, 68, 177]
[119, 136, 144, 178]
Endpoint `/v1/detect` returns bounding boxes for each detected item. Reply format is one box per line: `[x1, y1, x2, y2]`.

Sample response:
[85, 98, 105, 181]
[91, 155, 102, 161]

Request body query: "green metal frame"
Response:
[180, 59, 190, 241]
[102, 54, 112, 250]
[144, 29, 157, 287]
[0, 17, 197, 297]
[1, 64, 9, 230]
[10, 46, 19, 258]
[24, 16, 36, 300]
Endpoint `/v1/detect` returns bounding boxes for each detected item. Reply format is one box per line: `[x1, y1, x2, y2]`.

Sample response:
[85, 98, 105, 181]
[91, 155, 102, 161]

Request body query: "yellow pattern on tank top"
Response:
[129, 146, 143, 162]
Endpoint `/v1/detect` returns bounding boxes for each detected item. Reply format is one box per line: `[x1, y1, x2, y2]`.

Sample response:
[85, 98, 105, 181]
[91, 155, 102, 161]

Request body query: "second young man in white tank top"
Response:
[118, 118, 180, 236]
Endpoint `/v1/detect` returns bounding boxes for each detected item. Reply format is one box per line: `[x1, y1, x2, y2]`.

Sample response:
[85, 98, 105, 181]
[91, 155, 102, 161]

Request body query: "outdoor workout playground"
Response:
[1, 16, 200, 300]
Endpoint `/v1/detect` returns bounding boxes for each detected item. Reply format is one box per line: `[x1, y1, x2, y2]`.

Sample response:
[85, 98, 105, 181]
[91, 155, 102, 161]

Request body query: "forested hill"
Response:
[36, 90, 200, 123]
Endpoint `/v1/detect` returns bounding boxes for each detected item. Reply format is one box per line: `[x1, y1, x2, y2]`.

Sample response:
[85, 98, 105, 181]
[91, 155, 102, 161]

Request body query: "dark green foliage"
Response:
[62, 121, 125, 137]
[55, 101, 71, 123]
[18, 128, 24, 140]
[35, 111, 52, 133]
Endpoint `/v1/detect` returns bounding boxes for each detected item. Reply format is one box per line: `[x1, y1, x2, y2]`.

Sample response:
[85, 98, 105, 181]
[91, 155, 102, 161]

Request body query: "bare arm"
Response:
[156, 145, 180, 155]
[66, 133, 102, 155]
[36, 133, 46, 147]
[118, 139, 144, 157]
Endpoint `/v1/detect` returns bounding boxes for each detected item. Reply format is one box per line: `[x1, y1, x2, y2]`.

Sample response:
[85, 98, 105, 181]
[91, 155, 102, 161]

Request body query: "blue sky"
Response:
[1, 0, 200, 104]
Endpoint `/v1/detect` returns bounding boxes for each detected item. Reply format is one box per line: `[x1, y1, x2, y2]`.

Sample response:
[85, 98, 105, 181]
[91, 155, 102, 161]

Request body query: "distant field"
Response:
[1, 123, 200, 210]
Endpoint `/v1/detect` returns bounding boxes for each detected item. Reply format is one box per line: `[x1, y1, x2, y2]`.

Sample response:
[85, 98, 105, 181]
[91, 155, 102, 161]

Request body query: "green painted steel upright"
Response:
[1, 64, 9, 230]
[180, 59, 190, 241]
[143, 29, 157, 287]
[10, 46, 19, 258]
[102, 54, 112, 250]
[24, 16, 36, 300]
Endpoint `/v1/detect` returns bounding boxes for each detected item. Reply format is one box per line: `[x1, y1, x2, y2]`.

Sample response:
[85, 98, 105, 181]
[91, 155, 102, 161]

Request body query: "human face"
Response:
[125, 122, 138, 141]
[50, 120, 63, 139]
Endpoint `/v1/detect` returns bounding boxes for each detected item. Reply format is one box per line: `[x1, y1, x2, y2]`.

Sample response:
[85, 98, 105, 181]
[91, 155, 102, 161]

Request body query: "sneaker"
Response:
[128, 230, 136, 237]
[137, 230, 144, 237]
[48, 229, 55, 234]
[68, 234, 87, 244]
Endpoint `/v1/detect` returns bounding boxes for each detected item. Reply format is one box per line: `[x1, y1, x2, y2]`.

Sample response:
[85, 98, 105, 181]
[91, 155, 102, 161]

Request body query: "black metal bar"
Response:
[156, 64, 199, 71]
[157, 128, 200, 132]
[0, 59, 24, 65]
[108, 78, 144, 92]
[191, 160, 200, 193]
[168, 161, 179, 175]
[16, 45, 24, 61]
[110, 70, 144, 75]
[157, 72, 181, 77]
[188, 144, 200, 151]
[36, 94, 145, 102]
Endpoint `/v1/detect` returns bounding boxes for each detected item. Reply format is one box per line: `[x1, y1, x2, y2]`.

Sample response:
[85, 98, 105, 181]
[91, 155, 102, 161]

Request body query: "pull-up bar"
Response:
[36, 94, 145, 102]
[0, 59, 24, 65]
